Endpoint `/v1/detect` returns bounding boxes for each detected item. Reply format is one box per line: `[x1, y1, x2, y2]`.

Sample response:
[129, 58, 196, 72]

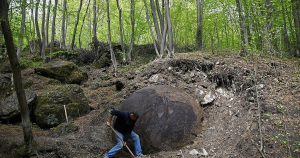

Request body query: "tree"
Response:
[61, 0, 67, 49]
[17, 0, 26, 59]
[71, 0, 83, 50]
[41, 0, 46, 60]
[236, 0, 248, 56]
[292, 0, 300, 56]
[196, 0, 204, 50]
[128, 0, 135, 62]
[0, 0, 33, 155]
[35, 0, 42, 55]
[46, 0, 51, 46]
[92, 0, 98, 45]
[116, 0, 126, 62]
[165, 0, 174, 57]
[79, 0, 91, 49]
[50, 0, 58, 52]
[106, 0, 117, 74]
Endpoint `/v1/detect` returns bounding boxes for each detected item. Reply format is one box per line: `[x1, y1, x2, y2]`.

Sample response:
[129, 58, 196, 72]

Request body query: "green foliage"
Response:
[19, 56, 43, 69]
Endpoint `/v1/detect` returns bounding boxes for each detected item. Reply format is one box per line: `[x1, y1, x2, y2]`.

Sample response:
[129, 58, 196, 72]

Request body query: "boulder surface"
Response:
[0, 89, 37, 122]
[34, 84, 90, 128]
[120, 85, 203, 152]
[34, 60, 87, 84]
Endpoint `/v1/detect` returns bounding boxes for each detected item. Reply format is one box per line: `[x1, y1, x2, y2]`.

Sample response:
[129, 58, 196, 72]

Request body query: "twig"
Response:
[254, 66, 264, 152]
[251, 139, 266, 158]
[284, 123, 292, 157]
[63, 105, 69, 123]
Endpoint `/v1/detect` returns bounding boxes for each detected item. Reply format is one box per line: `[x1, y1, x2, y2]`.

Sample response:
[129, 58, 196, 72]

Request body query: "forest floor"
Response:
[0, 51, 300, 158]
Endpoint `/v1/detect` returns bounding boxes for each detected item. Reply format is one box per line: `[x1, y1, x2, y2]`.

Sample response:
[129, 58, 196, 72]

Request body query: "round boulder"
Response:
[34, 60, 88, 84]
[120, 85, 203, 152]
[34, 84, 90, 128]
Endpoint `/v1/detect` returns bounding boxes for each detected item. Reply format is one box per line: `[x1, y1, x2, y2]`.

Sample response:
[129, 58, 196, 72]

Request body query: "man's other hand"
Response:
[106, 121, 112, 127]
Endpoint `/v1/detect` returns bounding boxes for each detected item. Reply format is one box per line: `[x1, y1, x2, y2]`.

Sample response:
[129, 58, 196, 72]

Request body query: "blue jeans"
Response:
[106, 131, 142, 158]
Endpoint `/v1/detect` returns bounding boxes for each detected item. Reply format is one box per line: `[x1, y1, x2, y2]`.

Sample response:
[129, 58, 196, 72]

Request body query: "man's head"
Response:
[129, 112, 139, 121]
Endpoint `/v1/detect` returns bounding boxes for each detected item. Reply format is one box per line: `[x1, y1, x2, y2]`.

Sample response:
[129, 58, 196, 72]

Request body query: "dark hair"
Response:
[130, 112, 139, 120]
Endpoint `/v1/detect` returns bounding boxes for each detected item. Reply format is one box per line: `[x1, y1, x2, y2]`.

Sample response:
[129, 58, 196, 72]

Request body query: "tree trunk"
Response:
[292, 0, 300, 56]
[150, 0, 162, 51]
[71, 0, 83, 50]
[196, 0, 204, 50]
[17, 0, 26, 59]
[50, 0, 58, 53]
[30, 0, 36, 53]
[143, 0, 160, 57]
[236, 0, 248, 56]
[165, 0, 174, 57]
[128, 0, 135, 62]
[93, 0, 98, 43]
[41, 0, 46, 60]
[46, 0, 51, 46]
[79, 0, 91, 49]
[35, 0, 42, 55]
[265, 0, 275, 54]
[280, 0, 291, 55]
[0, 1, 33, 155]
[61, 0, 67, 49]
[106, 0, 117, 74]
[116, 0, 126, 62]
[155, 0, 164, 35]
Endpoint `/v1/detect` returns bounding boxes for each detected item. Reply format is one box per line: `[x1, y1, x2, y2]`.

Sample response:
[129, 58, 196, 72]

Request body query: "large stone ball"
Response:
[120, 85, 203, 152]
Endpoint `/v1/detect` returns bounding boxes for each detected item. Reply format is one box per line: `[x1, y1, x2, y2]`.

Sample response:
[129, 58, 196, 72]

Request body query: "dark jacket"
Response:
[111, 109, 136, 140]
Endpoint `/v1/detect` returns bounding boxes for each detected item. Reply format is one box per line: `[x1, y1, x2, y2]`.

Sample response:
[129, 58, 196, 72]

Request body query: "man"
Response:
[104, 108, 144, 158]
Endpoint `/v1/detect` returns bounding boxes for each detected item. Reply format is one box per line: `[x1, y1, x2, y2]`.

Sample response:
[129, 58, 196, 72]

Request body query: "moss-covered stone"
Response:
[34, 60, 88, 84]
[34, 84, 90, 128]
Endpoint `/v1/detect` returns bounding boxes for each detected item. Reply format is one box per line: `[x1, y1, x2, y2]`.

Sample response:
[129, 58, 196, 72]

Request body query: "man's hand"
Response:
[106, 121, 112, 127]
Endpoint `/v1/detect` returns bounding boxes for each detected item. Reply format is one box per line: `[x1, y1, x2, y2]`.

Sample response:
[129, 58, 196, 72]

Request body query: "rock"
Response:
[115, 80, 125, 91]
[0, 73, 12, 97]
[148, 74, 165, 83]
[0, 61, 12, 73]
[216, 88, 233, 98]
[0, 89, 37, 122]
[120, 86, 203, 151]
[201, 91, 216, 105]
[189, 149, 199, 155]
[34, 60, 88, 84]
[34, 84, 90, 128]
[200, 148, 208, 156]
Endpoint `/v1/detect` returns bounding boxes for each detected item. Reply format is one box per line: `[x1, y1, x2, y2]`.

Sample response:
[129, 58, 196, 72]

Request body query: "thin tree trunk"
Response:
[292, 0, 300, 56]
[79, 0, 91, 49]
[17, 0, 26, 59]
[236, 0, 248, 56]
[150, 0, 162, 49]
[35, 0, 42, 55]
[41, 0, 46, 60]
[46, 0, 51, 46]
[50, 0, 58, 53]
[61, 0, 67, 49]
[0, 1, 33, 155]
[116, 0, 126, 62]
[196, 0, 204, 50]
[106, 0, 117, 74]
[155, 0, 164, 35]
[166, 0, 174, 57]
[93, 0, 98, 42]
[143, 0, 160, 57]
[128, 0, 135, 62]
[71, 0, 83, 50]
[280, 0, 291, 55]
[265, 0, 275, 54]
[30, 0, 36, 53]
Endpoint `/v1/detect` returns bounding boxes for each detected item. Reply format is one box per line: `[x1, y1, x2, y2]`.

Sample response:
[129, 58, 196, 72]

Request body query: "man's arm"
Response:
[106, 108, 122, 126]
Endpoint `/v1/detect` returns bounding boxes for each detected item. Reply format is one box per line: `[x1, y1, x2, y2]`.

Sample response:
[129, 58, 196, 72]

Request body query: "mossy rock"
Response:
[34, 60, 88, 84]
[34, 84, 90, 128]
